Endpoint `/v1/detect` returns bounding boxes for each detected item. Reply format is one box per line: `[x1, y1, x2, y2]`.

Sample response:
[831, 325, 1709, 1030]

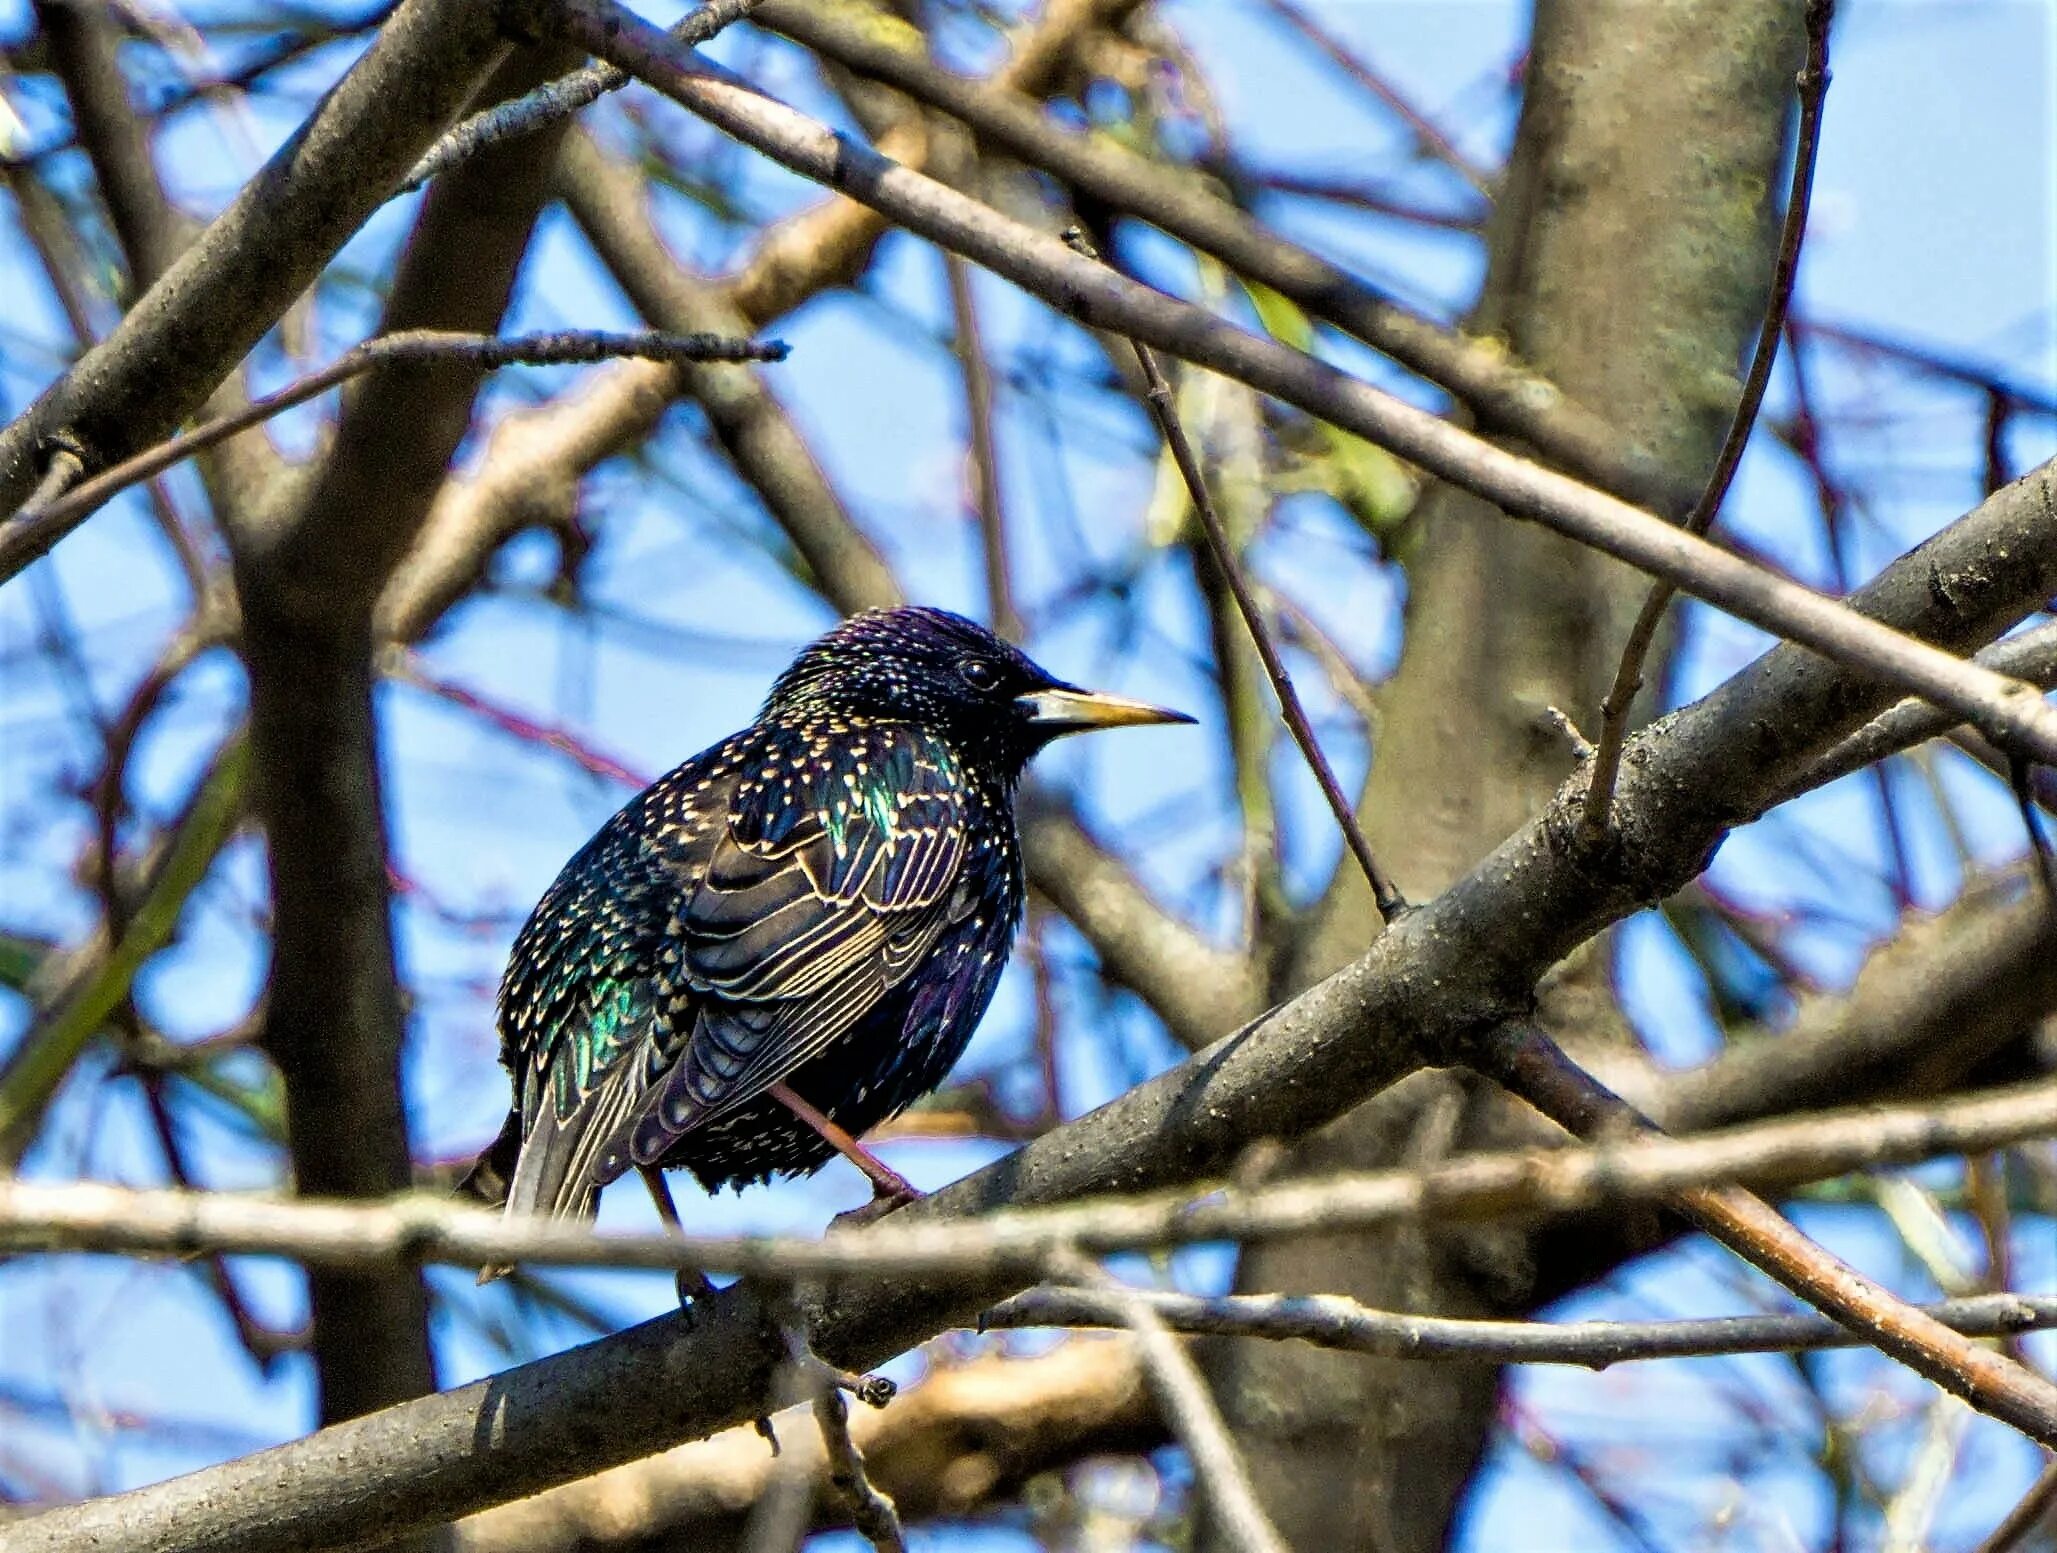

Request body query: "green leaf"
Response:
[1241, 280, 1416, 541]
[0, 734, 251, 1163]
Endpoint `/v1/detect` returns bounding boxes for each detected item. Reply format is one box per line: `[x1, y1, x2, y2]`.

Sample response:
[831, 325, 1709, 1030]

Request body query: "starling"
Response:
[465, 607, 1191, 1253]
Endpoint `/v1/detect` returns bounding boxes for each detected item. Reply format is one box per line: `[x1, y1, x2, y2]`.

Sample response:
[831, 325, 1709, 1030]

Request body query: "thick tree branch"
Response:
[11, 391, 2054, 1553]
[0, 0, 510, 525]
[536, 0, 2057, 766]
[751, 0, 1679, 511]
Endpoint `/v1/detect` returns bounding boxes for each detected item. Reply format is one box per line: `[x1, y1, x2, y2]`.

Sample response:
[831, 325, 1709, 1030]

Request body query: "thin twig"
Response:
[1582, 0, 1834, 834]
[982, 1285, 2057, 1370]
[1053, 1254, 1288, 1553]
[1063, 226, 1407, 921]
[2008, 753, 2057, 897]
[944, 253, 1021, 640]
[399, 0, 769, 194]
[1474, 1020, 2057, 1448]
[1968, 1459, 2057, 1553]
[9, 1072, 2057, 1277]
[780, 1319, 905, 1553]
[1258, 0, 1493, 196]
[0, 328, 785, 576]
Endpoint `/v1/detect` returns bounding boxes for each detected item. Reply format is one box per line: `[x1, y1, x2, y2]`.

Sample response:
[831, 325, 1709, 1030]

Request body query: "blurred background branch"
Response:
[1, 1, 2053, 1550]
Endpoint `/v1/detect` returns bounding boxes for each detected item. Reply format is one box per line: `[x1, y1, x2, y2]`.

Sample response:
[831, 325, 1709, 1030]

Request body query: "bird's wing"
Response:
[495, 745, 741, 1222]
[612, 725, 973, 1173]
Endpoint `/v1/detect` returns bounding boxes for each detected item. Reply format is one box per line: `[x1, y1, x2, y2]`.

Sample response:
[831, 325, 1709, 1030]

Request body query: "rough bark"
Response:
[1207, 4, 1806, 1548]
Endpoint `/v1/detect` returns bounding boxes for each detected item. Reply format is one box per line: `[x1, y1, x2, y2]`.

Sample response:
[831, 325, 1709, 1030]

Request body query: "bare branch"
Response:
[8, 1074, 2057, 1276]
[399, 0, 767, 193]
[984, 1286, 2057, 1370]
[1476, 1022, 2057, 1447]
[1584, 0, 1835, 830]
[6, 330, 784, 573]
[1776, 622, 2057, 807]
[751, 0, 1674, 510]
[796, 1346, 905, 1553]
[0, 0, 510, 520]
[535, 0, 2057, 764]
[1052, 1256, 1286, 1553]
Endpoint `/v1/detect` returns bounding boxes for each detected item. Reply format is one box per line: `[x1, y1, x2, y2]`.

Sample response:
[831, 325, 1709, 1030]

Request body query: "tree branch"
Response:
[8, 1073, 2057, 1280]
[984, 1286, 2057, 1370]
[534, 0, 2057, 765]
[0, 0, 510, 524]
[1475, 1022, 2057, 1446]
[750, 0, 1677, 511]
[10, 426, 2054, 1549]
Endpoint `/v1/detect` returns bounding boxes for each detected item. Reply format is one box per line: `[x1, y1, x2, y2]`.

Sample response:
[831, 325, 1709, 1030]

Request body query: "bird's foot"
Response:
[829, 1181, 924, 1231]
[672, 1266, 717, 1322]
[770, 1081, 925, 1215]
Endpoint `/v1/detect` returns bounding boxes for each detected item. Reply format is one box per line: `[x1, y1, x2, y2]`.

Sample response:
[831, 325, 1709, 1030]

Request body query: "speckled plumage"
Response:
[466, 607, 1188, 1227]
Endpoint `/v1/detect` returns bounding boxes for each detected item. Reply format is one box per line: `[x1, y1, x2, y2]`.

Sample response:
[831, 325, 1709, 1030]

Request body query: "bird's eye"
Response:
[957, 658, 1001, 693]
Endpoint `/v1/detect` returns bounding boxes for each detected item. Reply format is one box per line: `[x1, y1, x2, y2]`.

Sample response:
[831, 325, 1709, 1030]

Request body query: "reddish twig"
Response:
[389, 655, 652, 791]
[1781, 317, 1918, 902]
[1582, 0, 1834, 835]
[1473, 1020, 2057, 1448]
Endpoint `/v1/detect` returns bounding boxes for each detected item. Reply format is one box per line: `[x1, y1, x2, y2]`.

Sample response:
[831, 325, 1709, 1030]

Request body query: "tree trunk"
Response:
[1205, 2, 1804, 1547]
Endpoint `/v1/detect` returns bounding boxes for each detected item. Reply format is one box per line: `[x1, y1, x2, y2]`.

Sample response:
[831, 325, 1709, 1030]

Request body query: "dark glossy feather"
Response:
[471, 606, 1181, 1239]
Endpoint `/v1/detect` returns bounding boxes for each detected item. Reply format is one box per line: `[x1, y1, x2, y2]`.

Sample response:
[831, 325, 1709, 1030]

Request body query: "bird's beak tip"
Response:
[1017, 687, 1196, 732]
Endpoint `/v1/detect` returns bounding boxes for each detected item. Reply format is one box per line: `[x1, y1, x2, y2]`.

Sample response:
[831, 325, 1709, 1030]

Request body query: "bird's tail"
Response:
[460, 1102, 600, 1283]
[455, 1109, 522, 1284]
[474, 1082, 617, 1285]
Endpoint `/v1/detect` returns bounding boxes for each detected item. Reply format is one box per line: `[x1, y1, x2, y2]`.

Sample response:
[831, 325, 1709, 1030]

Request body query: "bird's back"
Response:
[473, 716, 1022, 1223]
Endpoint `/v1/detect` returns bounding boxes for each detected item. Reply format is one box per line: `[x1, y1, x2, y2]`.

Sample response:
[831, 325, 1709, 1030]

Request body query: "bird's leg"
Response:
[768, 1081, 923, 1223]
[639, 1165, 718, 1311]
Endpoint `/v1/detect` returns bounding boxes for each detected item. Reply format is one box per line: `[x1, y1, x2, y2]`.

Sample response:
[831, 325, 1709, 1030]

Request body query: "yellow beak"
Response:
[1016, 686, 1196, 735]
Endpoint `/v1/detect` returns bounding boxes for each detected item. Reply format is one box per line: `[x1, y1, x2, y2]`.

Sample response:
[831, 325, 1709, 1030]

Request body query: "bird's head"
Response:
[762, 606, 1193, 775]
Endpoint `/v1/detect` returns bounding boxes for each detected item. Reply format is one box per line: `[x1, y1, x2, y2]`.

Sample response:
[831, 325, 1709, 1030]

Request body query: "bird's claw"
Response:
[672, 1266, 717, 1321]
[829, 1184, 924, 1231]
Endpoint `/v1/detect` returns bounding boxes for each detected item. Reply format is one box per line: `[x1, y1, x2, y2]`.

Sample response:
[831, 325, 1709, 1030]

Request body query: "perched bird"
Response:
[464, 607, 1190, 1267]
